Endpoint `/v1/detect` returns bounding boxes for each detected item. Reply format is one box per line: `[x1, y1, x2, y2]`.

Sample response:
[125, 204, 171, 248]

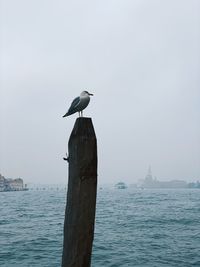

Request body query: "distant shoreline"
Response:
[0, 188, 29, 193]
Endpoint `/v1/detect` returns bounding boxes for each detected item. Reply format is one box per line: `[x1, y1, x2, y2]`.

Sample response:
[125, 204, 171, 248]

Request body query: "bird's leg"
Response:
[81, 111, 83, 117]
[78, 111, 80, 117]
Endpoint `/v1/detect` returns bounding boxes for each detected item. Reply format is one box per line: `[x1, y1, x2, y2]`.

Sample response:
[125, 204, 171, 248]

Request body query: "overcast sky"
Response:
[0, 0, 199, 184]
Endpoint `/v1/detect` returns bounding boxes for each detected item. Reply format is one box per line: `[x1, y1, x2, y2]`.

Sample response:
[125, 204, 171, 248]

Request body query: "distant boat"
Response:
[115, 182, 127, 189]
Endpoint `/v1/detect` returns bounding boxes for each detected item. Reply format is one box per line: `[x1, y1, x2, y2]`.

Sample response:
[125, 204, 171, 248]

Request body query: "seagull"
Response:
[63, 91, 93, 117]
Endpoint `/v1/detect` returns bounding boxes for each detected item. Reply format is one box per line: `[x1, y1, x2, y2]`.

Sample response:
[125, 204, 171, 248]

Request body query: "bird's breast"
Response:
[77, 96, 90, 111]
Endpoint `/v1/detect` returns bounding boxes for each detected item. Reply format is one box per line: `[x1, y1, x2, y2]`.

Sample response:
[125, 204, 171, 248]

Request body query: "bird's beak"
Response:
[89, 93, 94, 96]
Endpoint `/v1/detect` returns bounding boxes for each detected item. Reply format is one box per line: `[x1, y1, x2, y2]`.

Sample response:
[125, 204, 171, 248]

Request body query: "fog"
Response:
[0, 0, 199, 184]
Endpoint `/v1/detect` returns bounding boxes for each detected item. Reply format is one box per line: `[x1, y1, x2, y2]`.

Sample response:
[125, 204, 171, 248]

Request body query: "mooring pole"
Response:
[62, 117, 98, 267]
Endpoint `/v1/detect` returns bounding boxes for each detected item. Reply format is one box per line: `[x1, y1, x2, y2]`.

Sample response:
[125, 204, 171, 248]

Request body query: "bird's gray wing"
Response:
[68, 97, 80, 112]
[63, 97, 81, 117]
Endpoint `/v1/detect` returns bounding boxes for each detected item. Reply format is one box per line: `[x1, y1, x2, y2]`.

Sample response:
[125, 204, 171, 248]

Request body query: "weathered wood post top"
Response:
[62, 117, 98, 267]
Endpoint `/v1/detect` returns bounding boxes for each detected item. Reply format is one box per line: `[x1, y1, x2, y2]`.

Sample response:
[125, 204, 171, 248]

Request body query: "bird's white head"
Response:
[80, 90, 94, 97]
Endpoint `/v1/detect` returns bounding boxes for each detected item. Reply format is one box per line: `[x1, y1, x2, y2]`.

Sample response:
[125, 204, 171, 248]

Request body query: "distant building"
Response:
[187, 181, 200, 189]
[141, 167, 187, 189]
[7, 178, 23, 191]
[0, 174, 6, 191]
[0, 174, 25, 191]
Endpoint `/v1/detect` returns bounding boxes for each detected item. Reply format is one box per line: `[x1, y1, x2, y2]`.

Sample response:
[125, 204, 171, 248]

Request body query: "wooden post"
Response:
[62, 117, 98, 267]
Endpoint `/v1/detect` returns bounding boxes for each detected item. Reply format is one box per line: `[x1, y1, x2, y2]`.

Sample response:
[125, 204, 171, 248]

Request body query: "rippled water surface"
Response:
[0, 189, 200, 266]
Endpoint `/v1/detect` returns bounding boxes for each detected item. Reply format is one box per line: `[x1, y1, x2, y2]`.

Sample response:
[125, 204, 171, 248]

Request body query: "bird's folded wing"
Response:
[68, 97, 80, 112]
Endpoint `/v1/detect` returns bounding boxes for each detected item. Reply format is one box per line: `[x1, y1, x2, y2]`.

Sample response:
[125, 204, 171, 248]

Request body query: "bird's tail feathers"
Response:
[62, 113, 68, 118]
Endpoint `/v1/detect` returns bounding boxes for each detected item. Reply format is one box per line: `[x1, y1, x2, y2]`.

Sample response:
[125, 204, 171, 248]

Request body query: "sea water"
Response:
[0, 188, 200, 267]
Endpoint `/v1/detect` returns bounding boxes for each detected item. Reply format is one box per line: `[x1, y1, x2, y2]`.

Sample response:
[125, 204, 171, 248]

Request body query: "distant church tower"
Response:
[145, 166, 153, 182]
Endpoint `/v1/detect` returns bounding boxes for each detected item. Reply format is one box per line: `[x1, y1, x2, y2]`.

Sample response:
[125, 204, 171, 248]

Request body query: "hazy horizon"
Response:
[1, 0, 200, 184]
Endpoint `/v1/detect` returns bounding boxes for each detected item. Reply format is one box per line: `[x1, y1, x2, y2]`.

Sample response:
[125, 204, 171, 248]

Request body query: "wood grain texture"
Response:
[62, 118, 97, 267]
